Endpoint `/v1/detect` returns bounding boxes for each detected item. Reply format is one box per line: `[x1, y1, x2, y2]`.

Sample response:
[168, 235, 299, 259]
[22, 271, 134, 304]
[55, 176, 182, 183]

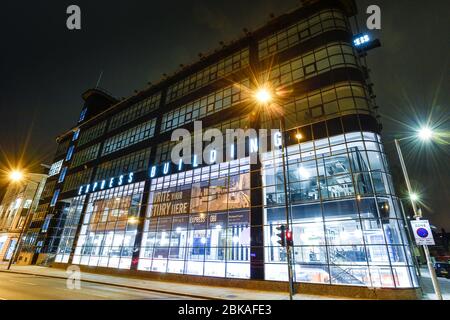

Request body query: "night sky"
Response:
[0, 1, 449, 228]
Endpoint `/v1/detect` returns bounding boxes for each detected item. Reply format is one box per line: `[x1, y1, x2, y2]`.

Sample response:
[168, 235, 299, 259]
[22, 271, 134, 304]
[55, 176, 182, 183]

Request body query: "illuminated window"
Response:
[78, 108, 87, 122]
[72, 129, 80, 141]
[58, 167, 68, 183]
[49, 160, 64, 177]
[50, 189, 60, 207]
[66, 145, 75, 161]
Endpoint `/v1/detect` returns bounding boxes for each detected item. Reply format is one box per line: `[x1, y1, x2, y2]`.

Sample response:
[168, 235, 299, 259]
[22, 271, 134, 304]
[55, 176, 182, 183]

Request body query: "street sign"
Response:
[411, 220, 435, 245]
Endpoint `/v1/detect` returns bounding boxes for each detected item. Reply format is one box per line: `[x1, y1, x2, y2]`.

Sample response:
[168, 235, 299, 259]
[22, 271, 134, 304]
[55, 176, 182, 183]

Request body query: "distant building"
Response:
[0, 173, 47, 264]
[27, 0, 419, 298]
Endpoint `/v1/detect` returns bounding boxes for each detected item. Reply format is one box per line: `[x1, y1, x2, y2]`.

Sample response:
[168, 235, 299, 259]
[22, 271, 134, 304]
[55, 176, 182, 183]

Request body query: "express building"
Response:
[25, 0, 420, 298]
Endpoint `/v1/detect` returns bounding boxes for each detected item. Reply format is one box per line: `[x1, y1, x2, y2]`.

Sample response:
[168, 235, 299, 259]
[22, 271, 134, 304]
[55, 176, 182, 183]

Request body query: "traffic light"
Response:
[285, 229, 293, 247]
[276, 225, 286, 247]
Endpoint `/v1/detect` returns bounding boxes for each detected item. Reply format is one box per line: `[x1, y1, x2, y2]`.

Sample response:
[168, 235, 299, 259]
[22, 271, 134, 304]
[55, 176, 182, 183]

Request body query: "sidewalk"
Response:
[419, 267, 450, 300]
[0, 264, 349, 300]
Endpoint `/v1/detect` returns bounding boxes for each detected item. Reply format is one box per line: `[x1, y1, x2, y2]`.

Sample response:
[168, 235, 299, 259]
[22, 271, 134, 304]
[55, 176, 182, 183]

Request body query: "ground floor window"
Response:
[261, 132, 417, 288]
[138, 159, 251, 279]
[71, 182, 145, 269]
[55, 196, 86, 263]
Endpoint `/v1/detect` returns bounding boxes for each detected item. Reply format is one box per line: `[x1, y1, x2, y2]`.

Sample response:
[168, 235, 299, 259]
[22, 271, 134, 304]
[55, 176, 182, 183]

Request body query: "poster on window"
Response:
[190, 173, 251, 213]
[149, 173, 251, 217]
[149, 188, 192, 217]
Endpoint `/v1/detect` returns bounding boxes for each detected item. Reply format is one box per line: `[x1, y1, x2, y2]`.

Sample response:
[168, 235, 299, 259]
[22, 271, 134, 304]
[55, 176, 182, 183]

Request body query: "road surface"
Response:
[0, 272, 198, 300]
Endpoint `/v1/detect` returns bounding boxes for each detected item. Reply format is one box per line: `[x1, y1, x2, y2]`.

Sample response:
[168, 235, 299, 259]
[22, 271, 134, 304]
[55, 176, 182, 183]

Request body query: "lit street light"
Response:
[6, 170, 40, 271]
[418, 126, 434, 141]
[9, 170, 24, 182]
[254, 85, 295, 300]
[409, 192, 420, 202]
[394, 127, 442, 300]
[254, 87, 273, 104]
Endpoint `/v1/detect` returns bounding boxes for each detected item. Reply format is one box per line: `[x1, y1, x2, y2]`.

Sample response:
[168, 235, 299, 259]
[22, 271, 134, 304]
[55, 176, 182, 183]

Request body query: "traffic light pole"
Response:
[279, 118, 295, 300]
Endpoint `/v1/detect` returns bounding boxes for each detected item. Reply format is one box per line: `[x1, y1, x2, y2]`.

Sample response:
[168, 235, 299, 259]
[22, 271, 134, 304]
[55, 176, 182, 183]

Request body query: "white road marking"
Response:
[8, 279, 38, 286]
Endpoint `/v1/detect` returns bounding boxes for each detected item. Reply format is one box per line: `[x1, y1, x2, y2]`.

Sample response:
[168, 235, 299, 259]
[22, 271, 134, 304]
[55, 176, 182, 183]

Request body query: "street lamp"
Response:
[9, 170, 24, 182]
[417, 126, 433, 141]
[254, 87, 273, 105]
[6, 170, 40, 271]
[394, 127, 443, 300]
[254, 85, 295, 300]
[409, 192, 420, 203]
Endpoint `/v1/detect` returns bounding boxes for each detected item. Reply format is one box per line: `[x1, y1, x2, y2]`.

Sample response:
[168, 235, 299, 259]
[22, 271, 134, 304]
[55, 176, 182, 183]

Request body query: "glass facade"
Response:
[72, 182, 145, 269]
[56, 131, 416, 289]
[262, 132, 417, 288]
[138, 159, 251, 279]
[55, 196, 86, 263]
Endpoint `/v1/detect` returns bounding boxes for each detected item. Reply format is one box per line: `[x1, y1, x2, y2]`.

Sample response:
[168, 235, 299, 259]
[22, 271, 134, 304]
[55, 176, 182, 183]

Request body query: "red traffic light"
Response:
[285, 229, 293, 247]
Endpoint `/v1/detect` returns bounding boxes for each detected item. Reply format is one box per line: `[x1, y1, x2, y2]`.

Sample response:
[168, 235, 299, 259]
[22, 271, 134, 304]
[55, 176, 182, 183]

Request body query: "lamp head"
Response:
[254, 87, 272, 104]
[9, 170, 24, 182]
[418, 127, 433, 141]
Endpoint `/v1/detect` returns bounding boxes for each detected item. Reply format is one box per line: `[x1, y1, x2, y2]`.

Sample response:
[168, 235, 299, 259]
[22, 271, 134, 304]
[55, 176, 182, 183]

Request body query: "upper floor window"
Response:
[70, 144, 101, 168]
[66, 145, 75, 161]
[50, 189, 60, 207]
[166, 48, 249, 103]
[258, 9, 349, 60]
[78, 108, 88, 123]
[161, 79, 249, 133]
[72, 129, 80, 141]
[77, 121, 107, 147]
[48, 160, 64, 177]
[58, 167, 68, 183]
[102, 119, 157, 156]
[108, 92, 161, 132]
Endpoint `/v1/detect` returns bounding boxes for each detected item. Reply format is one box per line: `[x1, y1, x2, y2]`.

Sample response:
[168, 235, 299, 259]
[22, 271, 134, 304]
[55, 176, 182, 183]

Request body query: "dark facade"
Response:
[25, 0, 419, 291]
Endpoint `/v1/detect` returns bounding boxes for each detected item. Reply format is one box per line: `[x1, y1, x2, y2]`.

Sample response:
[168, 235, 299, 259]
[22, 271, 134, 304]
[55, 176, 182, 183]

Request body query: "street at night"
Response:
[0, 272, 196, 300]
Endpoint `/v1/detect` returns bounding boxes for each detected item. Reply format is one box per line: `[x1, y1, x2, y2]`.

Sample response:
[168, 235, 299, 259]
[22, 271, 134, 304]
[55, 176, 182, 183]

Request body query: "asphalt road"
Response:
[0, 272, 198, 300]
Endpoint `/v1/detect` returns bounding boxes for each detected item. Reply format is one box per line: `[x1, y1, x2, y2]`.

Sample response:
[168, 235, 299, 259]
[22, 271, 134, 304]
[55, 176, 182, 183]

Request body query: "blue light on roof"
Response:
[353, 34, 370, 47]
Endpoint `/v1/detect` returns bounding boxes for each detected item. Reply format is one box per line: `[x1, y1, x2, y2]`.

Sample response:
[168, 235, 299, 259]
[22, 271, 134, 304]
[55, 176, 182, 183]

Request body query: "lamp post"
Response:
[6, 171, 41, 271]
[255, 87, 295, 300]
[394, 127, 443, 300]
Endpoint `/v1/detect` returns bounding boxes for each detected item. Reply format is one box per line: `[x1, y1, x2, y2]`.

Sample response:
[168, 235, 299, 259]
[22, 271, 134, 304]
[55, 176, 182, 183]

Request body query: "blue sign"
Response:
[416, 228, 429, 238]
[78, 172, 134, 195]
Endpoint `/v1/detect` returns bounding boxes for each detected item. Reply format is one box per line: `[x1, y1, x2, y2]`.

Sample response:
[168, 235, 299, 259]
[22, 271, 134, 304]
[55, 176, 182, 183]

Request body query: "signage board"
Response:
[411, 220, 435, 246]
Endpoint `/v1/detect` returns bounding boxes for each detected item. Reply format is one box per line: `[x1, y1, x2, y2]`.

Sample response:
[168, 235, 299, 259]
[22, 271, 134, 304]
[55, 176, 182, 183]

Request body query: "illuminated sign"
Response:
[149, 132, 284, 179]
[78, 172, 134, 195]
[353, 34, 370, 47]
